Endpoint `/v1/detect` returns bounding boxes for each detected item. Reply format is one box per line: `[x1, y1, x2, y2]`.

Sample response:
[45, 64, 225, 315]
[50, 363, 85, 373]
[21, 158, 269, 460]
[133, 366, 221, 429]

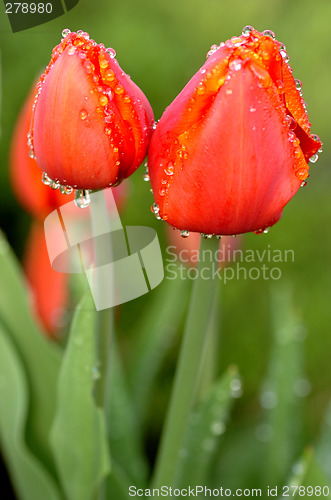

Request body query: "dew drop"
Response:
[295, 79, 302, 91]
[74, 189, 91, 208]
[80, 109, 88, 120]
[295, 168, 309, 181]
[67, 45, 76, 56]
[300, 180, 307, 188]
[99, 95, 108, 106]
[62, 28, 71, 37]
[263, 227, 270, 234]
[143, 173, 150, 182]
[293, 378, 311, 398]
[225, 89, 232, 95]
[211, 421, 226, 436]
[206, 44, 218, 58]
[50, 180, 60, 190]
[180, 230, 190, 238]
[242, 25, 254, 36]
[83, 60, 94, 74]
[60, 185, 73, 195]
[164, 163, 174, 176]
[309, 153, 319, 163]
[29, 150, 36, 159]
[202, 233, 213, 239]
[230, 377, 243, 398]
[250, 106, 256, 113]
[106, 47, 116, 58]
[91, 366, 101, 381]
[99, 59, 109, 69]
[263, 29, 275, 39]
[260, 390, 277, 409]
[151, 203, 159, 214]
[229, 59, 242, 71]
[42, 172, 52, 186]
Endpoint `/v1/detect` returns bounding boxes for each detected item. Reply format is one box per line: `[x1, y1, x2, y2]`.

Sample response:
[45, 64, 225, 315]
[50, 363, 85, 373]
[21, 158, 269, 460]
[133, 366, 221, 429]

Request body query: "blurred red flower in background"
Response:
[30, 29, 154, 190]
[148, 27, 322, 236]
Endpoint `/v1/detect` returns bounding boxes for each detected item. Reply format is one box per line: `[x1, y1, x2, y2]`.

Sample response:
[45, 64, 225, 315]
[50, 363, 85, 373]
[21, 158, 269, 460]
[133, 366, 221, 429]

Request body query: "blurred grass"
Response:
[0, 0, 330, 492]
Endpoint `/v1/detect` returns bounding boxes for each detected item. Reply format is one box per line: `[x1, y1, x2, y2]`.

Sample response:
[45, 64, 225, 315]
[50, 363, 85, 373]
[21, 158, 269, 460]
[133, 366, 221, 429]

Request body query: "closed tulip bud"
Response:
[30, 30, 154, 192]
[148, 27, 322, 235]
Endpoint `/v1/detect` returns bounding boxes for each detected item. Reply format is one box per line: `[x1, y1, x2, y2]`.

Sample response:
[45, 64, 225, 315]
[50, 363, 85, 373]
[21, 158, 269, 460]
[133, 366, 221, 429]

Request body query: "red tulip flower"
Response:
[148, 27, 322, 235]
[30, 29, 154, 191]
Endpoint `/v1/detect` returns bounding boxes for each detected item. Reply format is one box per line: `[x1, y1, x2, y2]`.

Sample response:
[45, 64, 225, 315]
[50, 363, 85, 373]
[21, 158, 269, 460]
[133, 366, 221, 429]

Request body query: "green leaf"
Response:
[105, 462, 133, 500]
[281, 448, 331, 499]
[175, 366, 239, 487]
[316, 400, 331, 481]
[0, 324, 63, 500]
[107, 340, 149, 487]
[128, 277, 189, 419]
[0, 231, 61, 472]
[50, 292, 111, 500]
[262, 283, 306, 485]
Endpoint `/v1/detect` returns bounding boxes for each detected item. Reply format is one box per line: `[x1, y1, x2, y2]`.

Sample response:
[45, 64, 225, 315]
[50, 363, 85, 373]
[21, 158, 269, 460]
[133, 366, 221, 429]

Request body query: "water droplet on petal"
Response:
[180, 230, 190, 238]
[202, 233, 213, 239]
[29, 150, 36, 159]
[106, 47, 116, 58]
[229, 59, 242, 71]
[80, 109, 88, 120]
[62, 28, 71, 38]
[295, 79, 302, 91]
[99, 95, 108, 106]
[50, 180, 60, 190]
[67, 45, 76, 56]
[242, 25, 254, 36]
[295, 168, 309, 180]
[143, 173, 150, 182]
[263, 29, 275, 39]
[74, 189, 91, 208]
[60, 185, 73, 195]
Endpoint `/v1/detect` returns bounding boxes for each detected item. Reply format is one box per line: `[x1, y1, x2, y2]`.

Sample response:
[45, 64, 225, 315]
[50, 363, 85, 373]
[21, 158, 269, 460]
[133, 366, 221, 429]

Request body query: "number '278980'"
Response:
[5, 3, 53, 14]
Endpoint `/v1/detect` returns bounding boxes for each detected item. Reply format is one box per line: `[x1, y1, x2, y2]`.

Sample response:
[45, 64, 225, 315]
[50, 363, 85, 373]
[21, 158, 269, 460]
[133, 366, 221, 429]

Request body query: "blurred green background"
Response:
[1, 0, 330, 497]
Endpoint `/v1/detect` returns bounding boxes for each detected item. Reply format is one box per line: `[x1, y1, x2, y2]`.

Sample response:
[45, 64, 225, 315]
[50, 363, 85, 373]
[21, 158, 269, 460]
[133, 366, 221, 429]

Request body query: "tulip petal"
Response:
[150, 60, 305, 234]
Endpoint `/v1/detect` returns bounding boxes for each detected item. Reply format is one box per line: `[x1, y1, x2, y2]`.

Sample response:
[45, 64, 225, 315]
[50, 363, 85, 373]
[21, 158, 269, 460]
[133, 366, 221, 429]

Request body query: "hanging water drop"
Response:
[42, 172, 52, 186]
[50, 180, 60, 190]
[74, 189, 91, 208]
[60, 185, 73, 195]
[180, 230, 190, 238]
[309, 153, 319, 163]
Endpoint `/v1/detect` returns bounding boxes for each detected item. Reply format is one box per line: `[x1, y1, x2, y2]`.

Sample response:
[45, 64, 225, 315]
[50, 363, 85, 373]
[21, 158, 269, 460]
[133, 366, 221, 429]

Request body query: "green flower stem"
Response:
[152, 235, 220, 488]
[89, 195, 114, 500]
[89, 195, 114, 412]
